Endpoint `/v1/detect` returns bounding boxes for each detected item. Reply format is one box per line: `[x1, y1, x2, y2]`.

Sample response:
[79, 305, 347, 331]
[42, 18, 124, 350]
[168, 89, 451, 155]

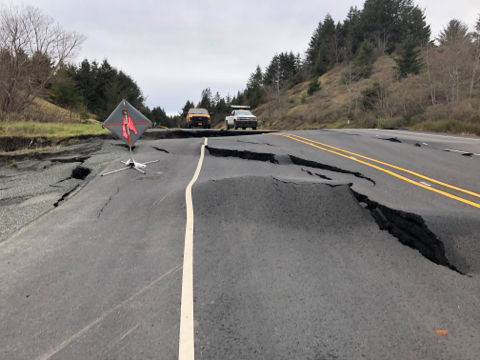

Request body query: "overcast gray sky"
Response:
[7, 0, 480, 114]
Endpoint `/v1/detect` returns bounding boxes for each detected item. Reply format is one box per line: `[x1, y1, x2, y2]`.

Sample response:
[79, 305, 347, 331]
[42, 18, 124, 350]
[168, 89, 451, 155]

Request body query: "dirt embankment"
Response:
[0, 134, 112, 153]
[0, 129, 275, 154]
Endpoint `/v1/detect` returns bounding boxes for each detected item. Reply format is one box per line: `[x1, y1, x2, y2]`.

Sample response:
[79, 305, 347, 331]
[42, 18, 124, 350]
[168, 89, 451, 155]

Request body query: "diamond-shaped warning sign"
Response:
[103, 100, 152, 146]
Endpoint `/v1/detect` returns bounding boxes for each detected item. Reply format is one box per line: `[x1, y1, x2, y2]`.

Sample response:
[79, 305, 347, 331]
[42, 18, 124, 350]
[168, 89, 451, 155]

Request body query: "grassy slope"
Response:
[1, 98, 107, 138]
[255, 56, 480, 135]
[0, 121, 107, 138]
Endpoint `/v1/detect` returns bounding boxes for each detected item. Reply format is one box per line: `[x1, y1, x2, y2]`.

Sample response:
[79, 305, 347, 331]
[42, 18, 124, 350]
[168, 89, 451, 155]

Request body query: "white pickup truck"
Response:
[225, 107, 258, 130]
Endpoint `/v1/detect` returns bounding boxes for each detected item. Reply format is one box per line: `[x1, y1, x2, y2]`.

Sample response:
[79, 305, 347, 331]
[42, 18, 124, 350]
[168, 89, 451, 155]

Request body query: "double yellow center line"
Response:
[275, 133, 480, 209]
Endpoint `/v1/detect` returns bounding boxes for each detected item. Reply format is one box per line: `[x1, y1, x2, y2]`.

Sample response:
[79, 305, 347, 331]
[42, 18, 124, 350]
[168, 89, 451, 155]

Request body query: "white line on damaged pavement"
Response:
[444, 148, 480, 156]
[179, 137, 208, 360]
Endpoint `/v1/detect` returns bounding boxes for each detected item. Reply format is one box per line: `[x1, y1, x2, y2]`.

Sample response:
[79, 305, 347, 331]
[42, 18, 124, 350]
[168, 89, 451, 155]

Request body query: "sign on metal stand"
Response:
[102, 99, 159, 176]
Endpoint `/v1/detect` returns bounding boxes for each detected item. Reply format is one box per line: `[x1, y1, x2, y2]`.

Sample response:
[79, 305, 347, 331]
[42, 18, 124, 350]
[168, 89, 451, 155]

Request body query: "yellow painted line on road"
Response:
[179, 137, 208, 360]
[278, 134, 480, 209]
[283, 133, 480, 200]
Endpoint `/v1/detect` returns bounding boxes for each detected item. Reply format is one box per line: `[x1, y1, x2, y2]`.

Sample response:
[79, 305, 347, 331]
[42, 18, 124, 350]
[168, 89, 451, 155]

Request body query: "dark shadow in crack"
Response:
[290, 155, 376, 185]
[206, 146, 278, 164]
[351, 189, 463, 274]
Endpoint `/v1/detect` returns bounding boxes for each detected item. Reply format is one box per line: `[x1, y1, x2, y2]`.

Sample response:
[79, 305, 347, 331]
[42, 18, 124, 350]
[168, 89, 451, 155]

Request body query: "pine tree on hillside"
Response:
[197, 88, 213, 111]
[306, 14, 338, 75]
[343, 6, 363, 57]
[246, 65, 265, 108]
[394, 38, 423, 78]
[360, 0, 430, 53]
[49, 66, 85, 112]
[306, 21, 323, 66]
[437, 19, 469, 45]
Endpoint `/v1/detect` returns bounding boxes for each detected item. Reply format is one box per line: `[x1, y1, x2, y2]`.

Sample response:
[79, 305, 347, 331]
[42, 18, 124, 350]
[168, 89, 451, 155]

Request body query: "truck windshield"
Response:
[236, 110, 252, 115]
[189, 109, 208, 114]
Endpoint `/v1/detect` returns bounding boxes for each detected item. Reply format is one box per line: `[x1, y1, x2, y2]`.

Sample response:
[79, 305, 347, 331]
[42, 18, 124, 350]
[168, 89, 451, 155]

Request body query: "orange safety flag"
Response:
[122, 113, 138, 139]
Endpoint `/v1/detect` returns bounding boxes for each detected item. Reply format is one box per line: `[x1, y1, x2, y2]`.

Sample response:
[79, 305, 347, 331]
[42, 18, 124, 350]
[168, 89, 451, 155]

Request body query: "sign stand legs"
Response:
[101, 147, 159, 176]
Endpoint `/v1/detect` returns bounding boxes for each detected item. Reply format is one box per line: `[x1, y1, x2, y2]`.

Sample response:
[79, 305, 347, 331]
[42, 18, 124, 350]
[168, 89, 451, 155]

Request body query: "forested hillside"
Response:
[208, 0, 480, 134]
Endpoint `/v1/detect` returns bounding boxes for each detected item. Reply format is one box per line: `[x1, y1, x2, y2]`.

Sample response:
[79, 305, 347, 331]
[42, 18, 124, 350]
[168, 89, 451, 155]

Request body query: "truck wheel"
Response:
[242, 127, 246, 130]
[234, 126, 238, 130]
[252, 127, 257, 130]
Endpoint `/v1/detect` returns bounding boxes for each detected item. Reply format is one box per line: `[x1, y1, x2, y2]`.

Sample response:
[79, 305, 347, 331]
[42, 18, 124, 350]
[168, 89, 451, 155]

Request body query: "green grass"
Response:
[0, 121, 108, 138]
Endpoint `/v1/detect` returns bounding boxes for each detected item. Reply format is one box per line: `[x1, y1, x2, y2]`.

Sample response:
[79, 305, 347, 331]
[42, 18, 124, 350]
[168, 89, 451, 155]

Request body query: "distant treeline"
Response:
[48, 59, 172, 127]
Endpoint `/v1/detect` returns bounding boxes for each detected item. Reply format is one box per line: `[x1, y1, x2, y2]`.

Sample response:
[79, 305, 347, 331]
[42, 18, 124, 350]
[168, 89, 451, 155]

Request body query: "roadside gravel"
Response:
[0, 139, 125, 242]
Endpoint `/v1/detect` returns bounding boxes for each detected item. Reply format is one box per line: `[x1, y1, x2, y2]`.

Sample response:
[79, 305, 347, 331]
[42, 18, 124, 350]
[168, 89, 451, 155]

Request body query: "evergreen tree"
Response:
[69, 58, 145, 120]
[245, 65, 265, 108]
[306, 21, 323, 66]
[197, 88, 213, 111]
[394, 38, 423, 78]
[360, 0, 430, 53]
[353, 41, 376, 67]
[306, 14, 338, 75]
[149, 106, 170, 127]
[181, 100, 195, 118]
[437, 19, 469, 45]
[307, 77, 321, 96]
[343, 6, 363, 57]
[49, 66, 85, 112]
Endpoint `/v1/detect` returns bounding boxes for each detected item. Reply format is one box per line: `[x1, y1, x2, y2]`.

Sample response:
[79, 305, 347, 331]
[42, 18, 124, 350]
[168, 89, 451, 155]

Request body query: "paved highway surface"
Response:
[1, 129, 479, 359]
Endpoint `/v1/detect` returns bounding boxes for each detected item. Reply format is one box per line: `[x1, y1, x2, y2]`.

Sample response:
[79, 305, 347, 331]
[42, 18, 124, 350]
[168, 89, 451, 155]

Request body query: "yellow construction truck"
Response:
[186, 108, 211, 129]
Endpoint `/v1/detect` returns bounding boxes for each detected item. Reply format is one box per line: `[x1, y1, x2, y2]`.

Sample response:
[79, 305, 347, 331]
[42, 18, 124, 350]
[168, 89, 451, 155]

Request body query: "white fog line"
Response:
[444, 148, 479, 156]
[179, 137, 208, 360]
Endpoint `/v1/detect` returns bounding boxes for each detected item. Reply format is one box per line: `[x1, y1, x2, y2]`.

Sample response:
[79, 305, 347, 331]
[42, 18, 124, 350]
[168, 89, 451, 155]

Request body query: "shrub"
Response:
[307, 78, 321, 96]
[361, 82, 381, 110]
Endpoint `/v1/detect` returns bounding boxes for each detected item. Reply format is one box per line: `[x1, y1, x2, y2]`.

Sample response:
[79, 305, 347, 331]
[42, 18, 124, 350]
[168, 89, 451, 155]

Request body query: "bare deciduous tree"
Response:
[428, 19, 472, 104]
[0, 5, 85, 117]
[469, 15, 480, 101]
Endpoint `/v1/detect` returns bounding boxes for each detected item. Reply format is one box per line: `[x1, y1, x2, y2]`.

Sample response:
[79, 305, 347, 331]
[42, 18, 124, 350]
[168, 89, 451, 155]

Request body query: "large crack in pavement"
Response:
[52, 166, 92, 207]
[53, 184, 80, 207]
[289, 155, 376, 185]
[301, 168, 332, 180]
[206, 146, 375, 185]
[204, 146, 462, 273]
[206, 146, 279, 164]
[351, 189, 462, 274]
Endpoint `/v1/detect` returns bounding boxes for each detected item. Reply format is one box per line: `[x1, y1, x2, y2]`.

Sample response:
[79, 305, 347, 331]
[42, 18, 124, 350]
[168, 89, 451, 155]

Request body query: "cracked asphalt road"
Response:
[1, 129, 479, 359]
